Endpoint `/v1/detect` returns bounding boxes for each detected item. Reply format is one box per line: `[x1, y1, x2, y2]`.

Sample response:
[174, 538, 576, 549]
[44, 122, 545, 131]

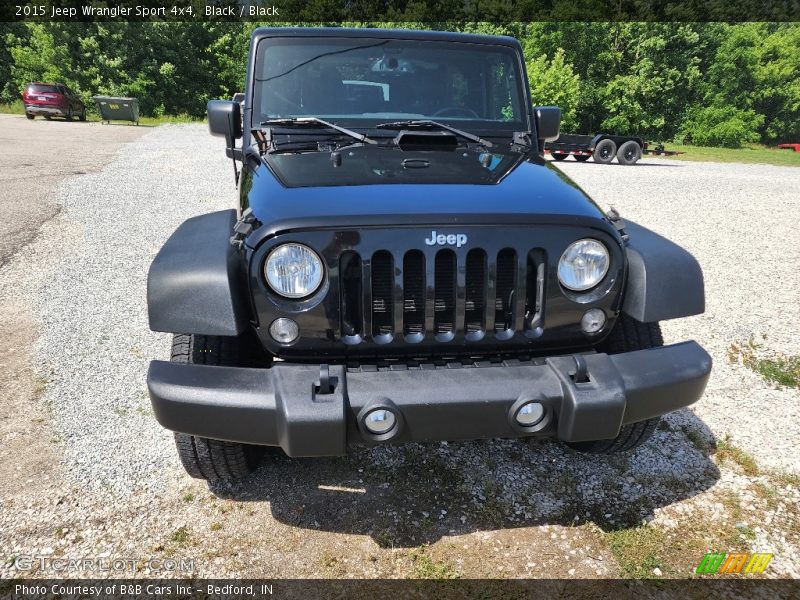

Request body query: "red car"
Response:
[21, 82, 86, 121]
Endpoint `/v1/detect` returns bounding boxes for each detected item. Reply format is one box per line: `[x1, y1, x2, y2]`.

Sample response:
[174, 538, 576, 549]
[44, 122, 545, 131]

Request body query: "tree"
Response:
[526, 48, 580, 131]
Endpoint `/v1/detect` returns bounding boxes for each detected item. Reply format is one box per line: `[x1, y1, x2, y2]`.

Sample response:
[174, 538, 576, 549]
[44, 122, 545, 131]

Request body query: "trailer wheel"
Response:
[617, 140, 642, 165]
[592, 139, 617, 164]
[552, 152, 569, 161]
[574, 155, 591, 162]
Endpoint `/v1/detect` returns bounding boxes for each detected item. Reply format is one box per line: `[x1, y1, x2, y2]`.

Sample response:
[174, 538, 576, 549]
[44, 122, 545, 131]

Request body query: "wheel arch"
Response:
[622, 221, 705, 322]
[147, 209, 252, 336]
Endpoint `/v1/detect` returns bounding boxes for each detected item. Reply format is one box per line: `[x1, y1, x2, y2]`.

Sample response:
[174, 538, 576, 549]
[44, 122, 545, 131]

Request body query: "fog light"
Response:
[364, 409, 396, 435]
[581, 308, 606, 334]
[269, 318, 299, 343]
[515, 401, 545, 427]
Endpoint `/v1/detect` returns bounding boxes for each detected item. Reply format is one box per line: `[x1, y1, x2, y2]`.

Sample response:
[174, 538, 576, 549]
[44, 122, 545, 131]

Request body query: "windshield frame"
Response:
[249, 34, 533, 137]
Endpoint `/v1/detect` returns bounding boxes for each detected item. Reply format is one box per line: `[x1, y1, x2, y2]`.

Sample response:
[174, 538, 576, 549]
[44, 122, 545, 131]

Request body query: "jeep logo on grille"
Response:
[425, 230, 467, 248]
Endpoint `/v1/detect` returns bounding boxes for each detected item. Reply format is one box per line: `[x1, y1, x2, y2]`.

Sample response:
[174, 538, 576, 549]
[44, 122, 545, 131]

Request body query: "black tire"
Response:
[79, 106, 87, 122]
[616, 140, 642, 165]
[566, 315, 663, 454]
[26, 113, 34, 120]
[592, 138, 617, 164]
[171, 333, 268, 482]
[552, 152, 569, 161]
[574, 155, 591, 162]
[65, 107, 73, 121]
[44, 115, 51, 120]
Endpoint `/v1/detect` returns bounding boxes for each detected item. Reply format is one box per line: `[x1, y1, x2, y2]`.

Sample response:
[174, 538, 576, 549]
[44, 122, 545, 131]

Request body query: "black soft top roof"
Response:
[250, 27, 522, 50]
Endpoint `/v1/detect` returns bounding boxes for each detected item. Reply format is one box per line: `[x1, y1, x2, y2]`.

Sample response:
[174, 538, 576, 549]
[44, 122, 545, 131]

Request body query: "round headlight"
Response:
[264, 243, 324, 298]
[558, 239, 609, 291]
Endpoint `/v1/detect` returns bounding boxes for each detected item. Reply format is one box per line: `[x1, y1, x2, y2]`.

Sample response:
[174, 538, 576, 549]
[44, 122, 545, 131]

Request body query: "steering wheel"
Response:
[432, 106, 480, 119]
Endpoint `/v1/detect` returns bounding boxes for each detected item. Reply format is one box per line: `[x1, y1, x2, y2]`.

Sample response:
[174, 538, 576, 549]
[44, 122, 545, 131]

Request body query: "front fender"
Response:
[622, 221, 705, 322]
[147, 210, 251, 336]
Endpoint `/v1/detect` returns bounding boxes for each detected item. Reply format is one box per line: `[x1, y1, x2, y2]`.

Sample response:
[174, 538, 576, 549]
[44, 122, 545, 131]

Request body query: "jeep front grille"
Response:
[338, 246, 546, 344]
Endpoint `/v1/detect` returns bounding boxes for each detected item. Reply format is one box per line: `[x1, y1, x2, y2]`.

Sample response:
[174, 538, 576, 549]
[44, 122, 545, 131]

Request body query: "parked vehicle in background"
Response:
[21, 83, 86, 121]
[546, 133, 684, 165]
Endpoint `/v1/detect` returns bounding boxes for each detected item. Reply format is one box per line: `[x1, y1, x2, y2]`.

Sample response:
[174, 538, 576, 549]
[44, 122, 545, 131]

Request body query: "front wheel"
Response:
[79, 106, 87, 122]
[574, 155, 591, 162]
[65, 107, 73, 121]
[170, 333, 270, 482]
[26, 113, 34, 120]
[565, 314, 663, 454]
[552, 152, 569, 161]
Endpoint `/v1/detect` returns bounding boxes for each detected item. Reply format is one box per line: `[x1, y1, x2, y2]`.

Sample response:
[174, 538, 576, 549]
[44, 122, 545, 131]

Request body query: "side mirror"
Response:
[207, 100, 242, 144]
[534, 106, 561, 142]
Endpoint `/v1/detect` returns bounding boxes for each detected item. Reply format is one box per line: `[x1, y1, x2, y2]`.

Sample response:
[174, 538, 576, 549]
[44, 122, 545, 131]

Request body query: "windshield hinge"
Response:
[606, 206, 629, 241]
[252, 128, 273, 154]
[513, 131, 532, 148]
[230, 208, 259, 250]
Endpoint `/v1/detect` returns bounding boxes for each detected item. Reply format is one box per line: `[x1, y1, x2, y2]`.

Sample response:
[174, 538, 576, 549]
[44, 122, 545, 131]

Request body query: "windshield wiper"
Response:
[260, 117, 377, 145]
[375, 120, 493, 148]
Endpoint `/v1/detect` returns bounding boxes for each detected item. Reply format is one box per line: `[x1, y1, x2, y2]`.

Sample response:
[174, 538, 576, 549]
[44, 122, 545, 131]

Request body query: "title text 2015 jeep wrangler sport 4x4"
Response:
[147, 28, 712, 483]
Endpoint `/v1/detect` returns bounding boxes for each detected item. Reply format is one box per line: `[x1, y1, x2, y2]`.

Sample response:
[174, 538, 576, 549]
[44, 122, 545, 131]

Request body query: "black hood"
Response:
[240, 144, 613, 247]
[264, 143, 524, 187]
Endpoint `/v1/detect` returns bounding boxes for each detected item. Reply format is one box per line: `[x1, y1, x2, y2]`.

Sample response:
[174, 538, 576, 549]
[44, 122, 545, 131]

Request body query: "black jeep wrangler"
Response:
[147, 28, 712, 483]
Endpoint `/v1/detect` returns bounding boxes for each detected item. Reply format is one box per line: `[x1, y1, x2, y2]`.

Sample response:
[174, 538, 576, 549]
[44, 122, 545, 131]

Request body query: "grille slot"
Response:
[434, 250, 457, 336]
[464, 249, 487, 335]
[339, 252, 363, 337]
[494, 249, 517, 333]
[371, 251, 394, 338]
[403, 250, 426, 337]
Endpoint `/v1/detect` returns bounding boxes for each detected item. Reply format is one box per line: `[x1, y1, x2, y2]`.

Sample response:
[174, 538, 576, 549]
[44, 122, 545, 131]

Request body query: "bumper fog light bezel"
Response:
[580, 308, 607, 335]
[357, 399, 403, 442]
[508, 396, 552, 434]
[269, 317, 299, 344]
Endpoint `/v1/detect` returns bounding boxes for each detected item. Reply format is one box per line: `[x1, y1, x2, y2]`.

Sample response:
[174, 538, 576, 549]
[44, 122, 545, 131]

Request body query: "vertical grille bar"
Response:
[424, 249, 436, 337]
[525, 250, 546, 332]
[494, 248, 517, 335]
[514, 249, 527, 333]
[403, 250, 426, 340]
[370, 251, 394, 340]
[464, 249, 487, 337]
[434, 250, 457, 338]
[339, 251, 363, 338]
[363, 255, 373, 341]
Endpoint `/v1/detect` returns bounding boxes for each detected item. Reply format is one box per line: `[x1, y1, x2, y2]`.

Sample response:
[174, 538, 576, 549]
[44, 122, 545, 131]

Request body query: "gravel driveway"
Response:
[1, 126, 798, 580]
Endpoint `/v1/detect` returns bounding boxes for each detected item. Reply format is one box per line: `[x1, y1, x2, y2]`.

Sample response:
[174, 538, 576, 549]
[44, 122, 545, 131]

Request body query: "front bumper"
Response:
[147, 342, 711, 457]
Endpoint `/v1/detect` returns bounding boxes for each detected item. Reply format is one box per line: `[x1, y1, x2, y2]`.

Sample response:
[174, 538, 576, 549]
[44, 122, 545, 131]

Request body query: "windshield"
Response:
[253, 37, 527, 132]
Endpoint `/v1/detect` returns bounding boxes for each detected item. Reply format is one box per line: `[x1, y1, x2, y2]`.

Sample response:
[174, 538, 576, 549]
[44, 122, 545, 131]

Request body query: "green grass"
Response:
[729, 337, 800, 389]
[408, 547, 460, 579]
[170, 526, 189, 544]
[713, 435, 760, 476]
[137, 113, 203, 126]
[659, 142, 800, 167]
[605, 526, 670, 578]
[0, 100, 25, 114]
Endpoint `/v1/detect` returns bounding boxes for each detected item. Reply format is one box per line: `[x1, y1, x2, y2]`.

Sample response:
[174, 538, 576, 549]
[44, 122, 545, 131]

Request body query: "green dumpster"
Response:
[91, 96, 140, 125]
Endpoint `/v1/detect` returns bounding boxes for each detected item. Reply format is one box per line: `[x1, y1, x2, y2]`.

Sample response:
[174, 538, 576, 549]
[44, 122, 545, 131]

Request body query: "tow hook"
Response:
[570, 354, 590, 384]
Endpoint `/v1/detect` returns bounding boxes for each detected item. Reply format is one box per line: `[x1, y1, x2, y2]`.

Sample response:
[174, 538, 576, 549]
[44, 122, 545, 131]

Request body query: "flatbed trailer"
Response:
[545, 133, 685, 165]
